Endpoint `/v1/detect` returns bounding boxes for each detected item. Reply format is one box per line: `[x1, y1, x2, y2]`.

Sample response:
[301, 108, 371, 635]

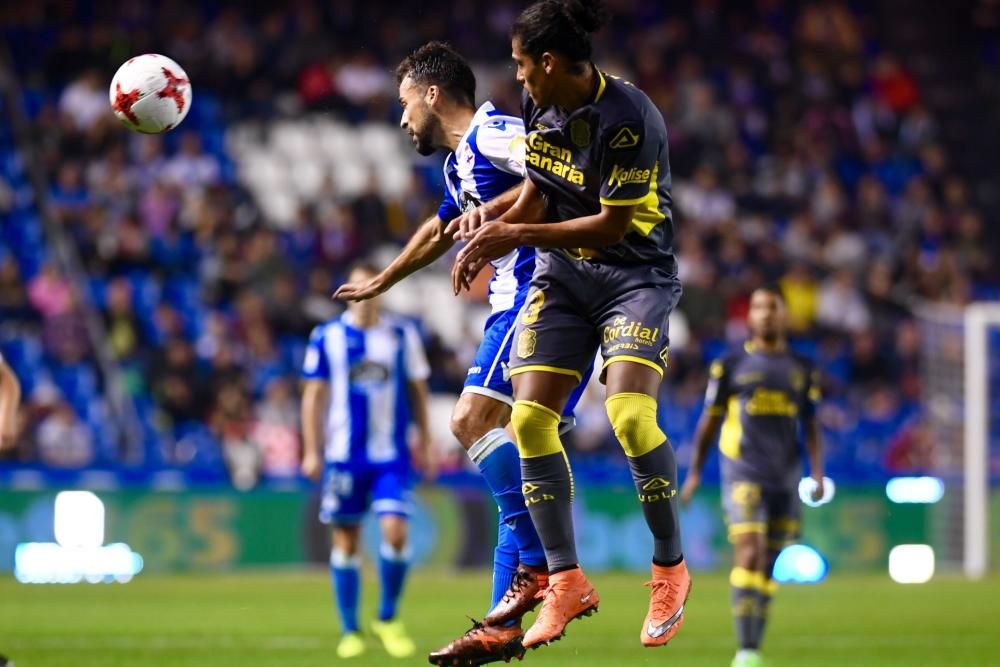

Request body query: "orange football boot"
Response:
[641, 560, 692, 647]
[521, 567, 599, 650]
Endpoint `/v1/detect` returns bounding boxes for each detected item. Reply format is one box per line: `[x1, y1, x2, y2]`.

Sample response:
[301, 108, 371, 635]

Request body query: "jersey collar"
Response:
[745, 340, 788, 355]
[590, 66, 607, 104]
[455, 101, 500, 150]
[341, 311, 382, 329]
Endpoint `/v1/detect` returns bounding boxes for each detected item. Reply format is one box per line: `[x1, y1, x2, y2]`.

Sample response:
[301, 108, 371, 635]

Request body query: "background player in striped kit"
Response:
[335, 42, 591, 664]
[681, 285, 826, 667]
[301, 261, 433, 660]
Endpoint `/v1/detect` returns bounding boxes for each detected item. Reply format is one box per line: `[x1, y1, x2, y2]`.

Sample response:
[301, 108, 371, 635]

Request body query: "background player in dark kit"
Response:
[681, 285, 825, 667]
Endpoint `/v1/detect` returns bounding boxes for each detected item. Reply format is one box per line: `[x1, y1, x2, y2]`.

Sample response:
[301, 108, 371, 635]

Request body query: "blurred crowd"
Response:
[0, 1, 997, 485]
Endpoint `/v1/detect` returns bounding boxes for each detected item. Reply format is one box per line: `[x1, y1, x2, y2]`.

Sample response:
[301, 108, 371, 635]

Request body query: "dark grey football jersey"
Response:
[704, 343, 821, 490]
[521, 70, 676, 270]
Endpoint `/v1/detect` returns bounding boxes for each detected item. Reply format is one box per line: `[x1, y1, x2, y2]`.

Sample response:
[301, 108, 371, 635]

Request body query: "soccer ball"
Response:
[109, 54, 192, 134]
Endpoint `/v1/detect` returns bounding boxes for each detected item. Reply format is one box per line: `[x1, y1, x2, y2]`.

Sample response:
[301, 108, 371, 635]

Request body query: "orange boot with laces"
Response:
[641, 560, 691, 647]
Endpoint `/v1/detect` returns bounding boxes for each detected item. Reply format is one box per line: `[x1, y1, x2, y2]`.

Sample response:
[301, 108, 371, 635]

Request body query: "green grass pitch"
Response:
[2, 570, 999, 666]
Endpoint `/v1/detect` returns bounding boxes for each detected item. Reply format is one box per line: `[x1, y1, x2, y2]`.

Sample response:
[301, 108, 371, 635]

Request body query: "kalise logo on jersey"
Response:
[607, 164, 652, 188]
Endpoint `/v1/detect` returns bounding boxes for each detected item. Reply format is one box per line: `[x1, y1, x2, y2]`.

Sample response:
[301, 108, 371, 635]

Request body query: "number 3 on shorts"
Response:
[522, 290, 545, 324]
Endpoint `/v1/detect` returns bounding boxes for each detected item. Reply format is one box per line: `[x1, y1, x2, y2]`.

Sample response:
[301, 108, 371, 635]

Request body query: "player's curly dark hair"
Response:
[512, 0, 608, 63]
[395, 41, 476, 107]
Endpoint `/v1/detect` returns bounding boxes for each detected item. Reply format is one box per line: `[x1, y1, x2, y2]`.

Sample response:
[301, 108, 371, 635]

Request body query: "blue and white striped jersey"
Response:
[301, 312, 430, 465]
[437, 101, 535, 314]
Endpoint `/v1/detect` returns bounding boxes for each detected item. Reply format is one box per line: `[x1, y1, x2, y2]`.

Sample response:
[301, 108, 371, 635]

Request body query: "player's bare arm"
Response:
[452, 202, 635, 294]
[407, 379, 436, 479]
[680, 412, 724, 505]
[0, 361, 20, 452]
[334, 214, 453, 302]
[300, 379, 329, 480]
[443, 182, 523, 240]
[449, 178, 545, 292]
[804, 416, 824, 502]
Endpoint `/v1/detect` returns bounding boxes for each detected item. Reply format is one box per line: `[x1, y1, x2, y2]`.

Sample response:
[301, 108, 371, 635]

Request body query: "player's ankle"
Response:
[653, 555, 684, 568]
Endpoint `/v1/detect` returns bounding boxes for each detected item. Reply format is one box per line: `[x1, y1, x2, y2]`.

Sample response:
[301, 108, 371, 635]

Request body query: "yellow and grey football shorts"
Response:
[508, 249, 681, 384]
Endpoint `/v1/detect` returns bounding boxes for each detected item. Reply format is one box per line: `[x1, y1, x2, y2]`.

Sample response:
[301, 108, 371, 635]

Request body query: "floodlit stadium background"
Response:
[1, 0, 999, 599]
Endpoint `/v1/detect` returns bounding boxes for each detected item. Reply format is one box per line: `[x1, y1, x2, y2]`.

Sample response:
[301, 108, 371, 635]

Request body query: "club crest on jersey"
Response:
[790, 368, 805, 391]
[460, 143, 475, 167]
[570, 118, 592, 147]
[609, 125, 640, 149]
[517, 328, 537, 359]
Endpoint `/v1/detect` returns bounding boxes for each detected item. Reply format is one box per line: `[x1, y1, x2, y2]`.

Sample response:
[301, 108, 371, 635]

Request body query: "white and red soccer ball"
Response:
[109, 54, 192, 134]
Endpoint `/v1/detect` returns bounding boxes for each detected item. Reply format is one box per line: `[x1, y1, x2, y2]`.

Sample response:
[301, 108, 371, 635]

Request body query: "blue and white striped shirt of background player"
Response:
[302, 311, 430, 466]
[437, 101, 592, 416]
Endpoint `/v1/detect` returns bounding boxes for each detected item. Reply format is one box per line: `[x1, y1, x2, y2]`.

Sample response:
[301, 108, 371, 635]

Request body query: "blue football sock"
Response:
[492, 521, 519, 613]
[330, 550, 360, 633]
[378, 542, 410, 621]
[470, 429, 547, 568]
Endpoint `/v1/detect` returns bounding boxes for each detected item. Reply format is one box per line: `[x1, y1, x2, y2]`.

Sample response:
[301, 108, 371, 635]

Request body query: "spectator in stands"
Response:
[253, 377, 300, 478]
[817, 269, 872, 334]
[162, 132, 221, 189]
[36, 400, 94, 467]
[58, 70, 108, 131]
[0, 255, 38, 326]
[210, 381, 260, 489]
[104, 277, 141, 361]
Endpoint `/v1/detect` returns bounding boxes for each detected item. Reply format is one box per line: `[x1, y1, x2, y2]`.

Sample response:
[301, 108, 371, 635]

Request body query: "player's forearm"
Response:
[0, 365, 20, 437]
[512, 210, 631, 249]
[300, 384, 328, 458]
[804, 419, 824, 478]
[502, 178, 546, 225]
[481, 183, 523, 220]
[690, 414, 722, 474]
[407, 381, 432, 442]
[378, 216, 454, 290]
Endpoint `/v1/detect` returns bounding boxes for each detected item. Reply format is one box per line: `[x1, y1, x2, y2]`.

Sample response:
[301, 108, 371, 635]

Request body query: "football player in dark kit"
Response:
[680, 286, 826, 667]
[453, 0, 690, 652]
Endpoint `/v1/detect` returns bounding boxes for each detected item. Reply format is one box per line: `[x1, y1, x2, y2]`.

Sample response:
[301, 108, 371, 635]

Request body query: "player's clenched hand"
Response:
[301, 451, 323, 481]
[810, 474, 825, 503]
[333, 274, 386, 302]
[452, 220, 520, 294]
[679, 472, 701, 507]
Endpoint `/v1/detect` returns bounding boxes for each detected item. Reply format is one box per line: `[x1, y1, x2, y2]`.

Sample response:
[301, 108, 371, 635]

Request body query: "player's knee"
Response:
[733, 536, 766, 569]
[379, 515, 407, 547]
[451, 396, 510, 449]
[332, 526, 361, 557]
[380, 526, 410, 561]
[510, 400, 564, 458]
[450, 402, 488, 448]
[605, 392, 666, 458]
